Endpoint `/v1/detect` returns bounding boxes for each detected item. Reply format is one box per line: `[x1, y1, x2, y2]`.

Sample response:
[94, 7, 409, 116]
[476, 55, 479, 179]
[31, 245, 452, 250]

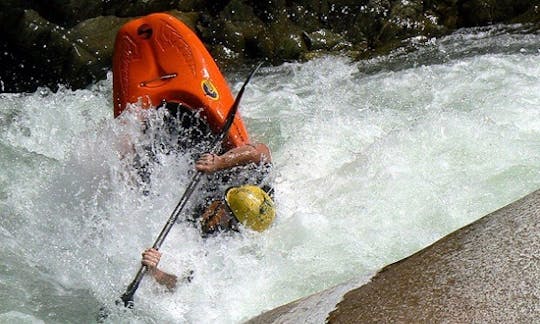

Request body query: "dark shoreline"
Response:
[1, 0, 539, 93]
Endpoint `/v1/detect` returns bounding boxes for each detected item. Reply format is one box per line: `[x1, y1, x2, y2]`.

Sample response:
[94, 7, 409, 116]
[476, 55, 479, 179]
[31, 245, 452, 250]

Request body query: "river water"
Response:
[1, 24, 540, 323]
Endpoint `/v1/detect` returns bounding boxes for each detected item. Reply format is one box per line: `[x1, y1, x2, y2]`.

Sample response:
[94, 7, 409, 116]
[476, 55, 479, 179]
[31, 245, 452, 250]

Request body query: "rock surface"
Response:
[1, 0, 539, 92]
[247, 189, 540, 323]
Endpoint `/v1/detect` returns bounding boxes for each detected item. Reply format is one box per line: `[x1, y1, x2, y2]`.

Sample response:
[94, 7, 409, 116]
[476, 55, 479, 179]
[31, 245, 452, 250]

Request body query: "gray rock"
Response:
[247, 189, 540, 323]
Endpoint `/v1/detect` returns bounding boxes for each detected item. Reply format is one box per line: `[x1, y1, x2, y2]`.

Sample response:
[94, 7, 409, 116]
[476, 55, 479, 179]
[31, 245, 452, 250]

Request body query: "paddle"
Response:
[117, 61, 264, 309]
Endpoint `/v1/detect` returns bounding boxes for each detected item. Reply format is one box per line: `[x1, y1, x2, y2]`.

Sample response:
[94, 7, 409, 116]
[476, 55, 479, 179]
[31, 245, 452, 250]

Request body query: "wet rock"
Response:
[302, 29, 347, 51]
[267, 21, 307, 61]
[288, 4, 322, 32]
[457, 0, 533, 27]
[0, 7, 128, 92]
[428, 0, 459, 29]
[327, 188, 540, 322]
[364, 0, 448, 57]
[248, 0, 288, 24]
[221, 0, 260, 23]
[326, 1, 391, 48]
[67, 16, 129, 69]
[176, 0, 210, 12]
[509, 4, 540, 24]
[1, 9, 80, 91]
[247, 188, 540, 323]
[2, 0, 540, 92]
[299, 28, 354, 62]
[103, 0, 178, 18]
[207, 0, 266, 62]
[68, 15, 130, 86]
[30, 0, 103, 27]
[168, 10, 200, 31]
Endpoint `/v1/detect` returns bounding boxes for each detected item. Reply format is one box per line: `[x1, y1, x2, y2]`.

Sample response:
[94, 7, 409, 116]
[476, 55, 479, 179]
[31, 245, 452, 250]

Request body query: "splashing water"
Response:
[1, 24, 540, 323]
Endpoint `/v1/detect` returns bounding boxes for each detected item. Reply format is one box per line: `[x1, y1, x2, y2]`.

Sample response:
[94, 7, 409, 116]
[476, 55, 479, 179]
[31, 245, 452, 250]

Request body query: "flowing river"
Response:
[1, 24, 540, 323]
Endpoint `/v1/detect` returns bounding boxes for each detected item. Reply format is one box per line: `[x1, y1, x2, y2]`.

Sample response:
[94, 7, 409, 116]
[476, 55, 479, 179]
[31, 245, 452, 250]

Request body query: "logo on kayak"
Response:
[201, 79, 219, 100]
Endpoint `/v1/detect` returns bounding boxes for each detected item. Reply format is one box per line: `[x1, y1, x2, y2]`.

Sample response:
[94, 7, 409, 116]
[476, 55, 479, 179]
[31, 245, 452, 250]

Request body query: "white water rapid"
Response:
[1, 24, 540, 323]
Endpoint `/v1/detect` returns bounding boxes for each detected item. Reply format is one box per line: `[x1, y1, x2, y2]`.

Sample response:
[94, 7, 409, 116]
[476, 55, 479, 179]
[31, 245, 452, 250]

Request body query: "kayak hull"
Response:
[112, 13, 250, 148]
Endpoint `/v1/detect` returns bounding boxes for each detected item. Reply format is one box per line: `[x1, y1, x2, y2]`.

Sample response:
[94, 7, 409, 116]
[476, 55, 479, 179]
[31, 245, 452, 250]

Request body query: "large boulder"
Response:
[103, 0, 178, 18]
[457, 0, 533, 27]
[247, 188, 540, 323]
[0, 8, 126, 92]
[1, 9, 80, 91]
[30, 0, 103, 27]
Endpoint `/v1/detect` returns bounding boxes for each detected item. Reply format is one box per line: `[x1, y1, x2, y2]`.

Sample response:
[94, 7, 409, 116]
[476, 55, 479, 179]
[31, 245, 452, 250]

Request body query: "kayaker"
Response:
[151, 102, 275, 231]
[193, 140, 275, 234]
[133, 102, 274, 199]
[140, 184, 276, 289]
[111, 13, 277, 299]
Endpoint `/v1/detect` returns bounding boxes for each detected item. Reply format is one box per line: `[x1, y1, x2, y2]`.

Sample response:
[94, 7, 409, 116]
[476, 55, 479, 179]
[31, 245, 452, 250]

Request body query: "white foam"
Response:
[2, 29, 540, 323]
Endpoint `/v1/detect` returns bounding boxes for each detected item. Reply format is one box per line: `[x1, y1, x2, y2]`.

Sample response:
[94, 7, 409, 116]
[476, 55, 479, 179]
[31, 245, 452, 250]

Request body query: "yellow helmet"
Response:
[225, 185, 275, 232]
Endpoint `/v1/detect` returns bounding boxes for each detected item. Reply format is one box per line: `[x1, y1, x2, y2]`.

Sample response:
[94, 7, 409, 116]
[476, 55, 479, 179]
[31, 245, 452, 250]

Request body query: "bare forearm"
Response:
[218, 143, 271, 169]
[142, 248, 177, 290]
[196, 143, 272, 173]
[151, 268, 177, 290]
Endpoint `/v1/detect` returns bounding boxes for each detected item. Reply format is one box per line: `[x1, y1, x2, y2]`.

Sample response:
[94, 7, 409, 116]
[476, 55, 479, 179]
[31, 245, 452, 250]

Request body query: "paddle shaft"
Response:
[119, 62, 263, 307]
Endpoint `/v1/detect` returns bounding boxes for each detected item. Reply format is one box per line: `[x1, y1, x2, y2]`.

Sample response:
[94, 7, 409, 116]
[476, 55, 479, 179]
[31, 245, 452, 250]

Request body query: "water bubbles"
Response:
[222, 46, 239, 59]
[39, 88, 50, 97]
[426, 13, 438, 24]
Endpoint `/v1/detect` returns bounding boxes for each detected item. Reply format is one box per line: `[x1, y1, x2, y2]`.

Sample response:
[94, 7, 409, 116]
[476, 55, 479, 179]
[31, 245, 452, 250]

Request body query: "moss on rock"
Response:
[3, 0, 540, 92]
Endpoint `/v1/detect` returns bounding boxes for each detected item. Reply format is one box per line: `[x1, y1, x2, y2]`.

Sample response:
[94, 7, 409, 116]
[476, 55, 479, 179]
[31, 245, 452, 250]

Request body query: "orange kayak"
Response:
[112, 13, 250, 148]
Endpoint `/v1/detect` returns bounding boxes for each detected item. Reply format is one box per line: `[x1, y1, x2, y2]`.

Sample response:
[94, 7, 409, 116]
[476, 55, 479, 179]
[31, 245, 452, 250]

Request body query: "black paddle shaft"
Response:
[119, 61, 264, 307]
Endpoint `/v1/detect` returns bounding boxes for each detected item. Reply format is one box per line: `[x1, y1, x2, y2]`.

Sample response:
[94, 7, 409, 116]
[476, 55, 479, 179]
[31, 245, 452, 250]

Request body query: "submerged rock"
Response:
[302, 29, 348, 51]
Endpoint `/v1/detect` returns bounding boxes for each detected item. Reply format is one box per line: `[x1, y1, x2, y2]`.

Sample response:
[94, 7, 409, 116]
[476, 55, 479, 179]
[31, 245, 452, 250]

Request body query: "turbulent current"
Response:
[1, 24, 540, 323]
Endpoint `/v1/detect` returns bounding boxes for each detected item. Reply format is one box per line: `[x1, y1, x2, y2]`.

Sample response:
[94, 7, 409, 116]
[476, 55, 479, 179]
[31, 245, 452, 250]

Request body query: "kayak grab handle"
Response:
[139, 73, 177, 87]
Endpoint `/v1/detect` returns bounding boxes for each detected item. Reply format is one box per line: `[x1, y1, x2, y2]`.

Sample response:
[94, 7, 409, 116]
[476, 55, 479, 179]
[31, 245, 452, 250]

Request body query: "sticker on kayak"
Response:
[201, 79, 219, 100]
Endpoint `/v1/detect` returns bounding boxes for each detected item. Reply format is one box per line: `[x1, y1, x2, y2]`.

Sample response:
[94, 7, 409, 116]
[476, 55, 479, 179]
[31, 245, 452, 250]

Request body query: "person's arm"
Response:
[141, 248, 177, 290]
[195, 142, 271, 173]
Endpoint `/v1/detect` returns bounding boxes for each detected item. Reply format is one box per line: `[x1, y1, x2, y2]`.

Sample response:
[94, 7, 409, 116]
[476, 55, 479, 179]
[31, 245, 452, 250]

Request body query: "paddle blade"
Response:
[97, 305, 110, 323]
[118, 292, 135, 308]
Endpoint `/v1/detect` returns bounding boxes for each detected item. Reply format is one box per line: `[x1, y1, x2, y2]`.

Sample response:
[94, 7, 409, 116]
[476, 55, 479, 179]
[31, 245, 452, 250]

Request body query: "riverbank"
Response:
[1, 0, 539, 92]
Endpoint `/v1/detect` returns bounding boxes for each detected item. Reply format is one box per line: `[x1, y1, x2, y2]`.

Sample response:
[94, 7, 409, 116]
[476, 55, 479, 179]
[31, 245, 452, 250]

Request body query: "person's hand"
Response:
[141, 248, 178, 289]
[195, 153, 223, 173]
[141, 248, 161, 274]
